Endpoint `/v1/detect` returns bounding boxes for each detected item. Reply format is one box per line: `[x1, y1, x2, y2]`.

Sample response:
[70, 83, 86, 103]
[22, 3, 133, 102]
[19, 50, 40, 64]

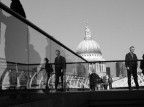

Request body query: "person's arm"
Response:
[60, 56, 66, 70]
[125, 54, 129, 70]
[63, 57, 66, 69]
[135, 54, 138, 68]
[61, 57, 66, 74]
[54, 58, 56, 71]
[39, 63, 45, 71]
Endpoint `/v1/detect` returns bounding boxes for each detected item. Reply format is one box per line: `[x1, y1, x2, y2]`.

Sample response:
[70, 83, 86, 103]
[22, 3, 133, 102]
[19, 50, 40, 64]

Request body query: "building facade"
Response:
[76, 24, 106, 77]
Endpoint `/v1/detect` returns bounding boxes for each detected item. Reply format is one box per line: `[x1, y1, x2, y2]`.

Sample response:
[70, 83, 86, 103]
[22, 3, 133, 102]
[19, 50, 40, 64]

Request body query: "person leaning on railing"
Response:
[40, 58, 53, 90]
[44, 58, 53, 89]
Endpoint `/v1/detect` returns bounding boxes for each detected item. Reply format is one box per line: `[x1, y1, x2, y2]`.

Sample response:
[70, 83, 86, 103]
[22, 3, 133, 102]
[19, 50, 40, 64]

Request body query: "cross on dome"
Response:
[85, 22, 92, 40]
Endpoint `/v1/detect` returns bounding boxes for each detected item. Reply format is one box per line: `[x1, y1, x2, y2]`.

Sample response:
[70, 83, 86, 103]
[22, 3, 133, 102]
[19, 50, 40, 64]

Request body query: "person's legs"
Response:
[103, 84, 106, 89]
[93, 82, 96, 91]
[127, 70, 132, 89]
[46, 73, 50, 89]
[132, 69, 139, 89]
[104, 84, 108, 90]
[90, 82, 95, 91]
[90, 82, 92, 90]
[109, 83, 112, 89]
[55, 72, 59, 90]
[92, 82, 95, 91]
[60, 72, 63, 89]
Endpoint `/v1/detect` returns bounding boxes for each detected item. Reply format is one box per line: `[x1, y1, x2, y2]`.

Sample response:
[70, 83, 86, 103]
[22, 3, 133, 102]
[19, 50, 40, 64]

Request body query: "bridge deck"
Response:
[0, 88, 144, 107]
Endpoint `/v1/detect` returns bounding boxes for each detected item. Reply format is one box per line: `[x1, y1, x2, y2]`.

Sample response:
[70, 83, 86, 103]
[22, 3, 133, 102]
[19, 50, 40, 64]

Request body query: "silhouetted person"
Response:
[10, 0, 26, 18]
[89, 70, 100, 91]
[125, 46, 139, 90]
[140, 54, 144, 75]
[40, 58, 53, 89]
[108, 75, 113, 89]
[54, 50, 66, 91]
[102, 75, 109, 90]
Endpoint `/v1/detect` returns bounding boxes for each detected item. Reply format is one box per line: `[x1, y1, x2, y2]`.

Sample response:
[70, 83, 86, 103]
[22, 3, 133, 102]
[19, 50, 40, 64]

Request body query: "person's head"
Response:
[55, 50, 60, 56]
[129, 46, 135, 53]
[44, 58, 49, 63]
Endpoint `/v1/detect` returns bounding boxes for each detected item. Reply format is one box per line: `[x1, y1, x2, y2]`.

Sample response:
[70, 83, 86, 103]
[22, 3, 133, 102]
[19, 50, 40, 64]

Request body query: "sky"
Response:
[1, 0, 144, 60]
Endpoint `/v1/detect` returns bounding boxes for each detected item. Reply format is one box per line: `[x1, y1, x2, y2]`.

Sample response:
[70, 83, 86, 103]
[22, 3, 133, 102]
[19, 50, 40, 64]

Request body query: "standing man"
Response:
[54, 50, 66, 91]
[125, 46, 139, 90]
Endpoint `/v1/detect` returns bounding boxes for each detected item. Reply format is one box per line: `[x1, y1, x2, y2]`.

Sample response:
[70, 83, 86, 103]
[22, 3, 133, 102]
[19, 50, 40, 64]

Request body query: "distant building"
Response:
[116, 62, 127, 78]
[76, 24, 106, 77]
[106, 67, 111, 76]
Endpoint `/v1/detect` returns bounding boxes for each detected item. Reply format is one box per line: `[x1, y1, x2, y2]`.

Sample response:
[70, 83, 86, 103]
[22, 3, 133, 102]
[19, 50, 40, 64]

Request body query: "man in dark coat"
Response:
[10, 0, 26, 18]
[125, 46, 139, 90]
[54, 50, 66, 91]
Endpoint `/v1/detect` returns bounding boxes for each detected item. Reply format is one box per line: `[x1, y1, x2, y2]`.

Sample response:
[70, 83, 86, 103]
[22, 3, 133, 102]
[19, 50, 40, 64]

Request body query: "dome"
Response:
[76, 39, 102, 55]
[76, 25, 102, 55]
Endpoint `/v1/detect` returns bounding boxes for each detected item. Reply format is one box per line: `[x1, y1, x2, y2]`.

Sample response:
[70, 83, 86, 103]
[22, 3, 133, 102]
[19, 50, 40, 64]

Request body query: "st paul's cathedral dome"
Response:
[76, 25, 104, 62]
[76, 24, 106, 76]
